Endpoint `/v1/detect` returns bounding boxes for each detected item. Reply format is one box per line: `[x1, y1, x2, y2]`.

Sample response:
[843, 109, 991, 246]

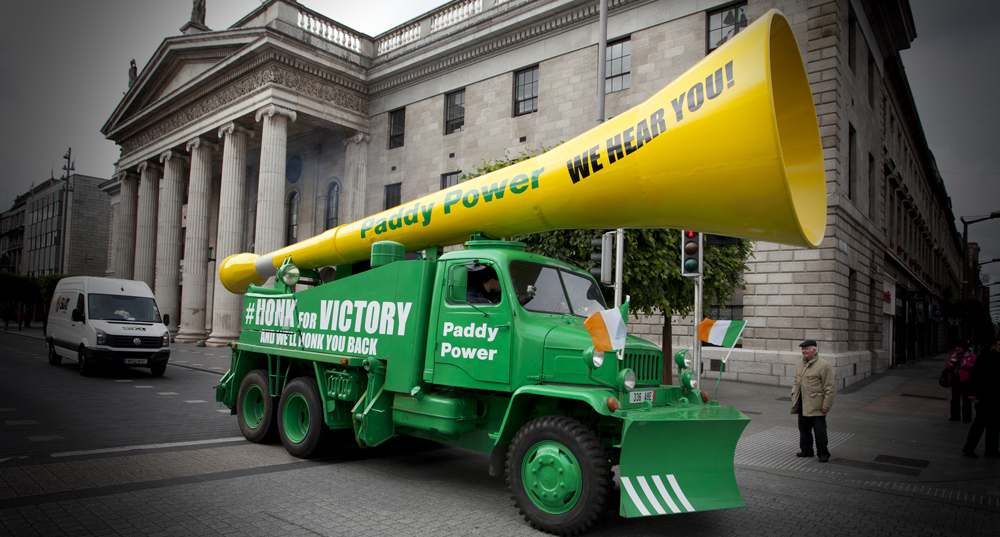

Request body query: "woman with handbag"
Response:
[947, 342, 977, 422]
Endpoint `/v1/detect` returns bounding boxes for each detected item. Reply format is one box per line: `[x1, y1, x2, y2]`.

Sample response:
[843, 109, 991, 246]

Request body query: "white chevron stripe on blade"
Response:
[620, 477, 651, 516]
[651, 475, 681, 514]
[667, 474, 695, 512]
[636, 476, 666, 515]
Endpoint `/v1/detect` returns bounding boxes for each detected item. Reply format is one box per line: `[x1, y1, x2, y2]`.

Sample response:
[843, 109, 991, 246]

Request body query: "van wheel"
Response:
[278, 377, 328, 458]
[48, 343, 62, 366]
[506, 416, 611, 536]
[78, 348, 93, 377]
[150, 364, 166, 377]
[237, 369, 277, 443]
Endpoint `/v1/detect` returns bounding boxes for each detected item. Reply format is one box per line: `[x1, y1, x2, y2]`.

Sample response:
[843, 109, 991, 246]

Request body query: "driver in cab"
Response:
[467, 267, 502, 305]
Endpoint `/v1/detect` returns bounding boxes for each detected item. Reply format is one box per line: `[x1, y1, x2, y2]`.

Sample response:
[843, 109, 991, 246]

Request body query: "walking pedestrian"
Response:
[963, 338, 999, 458]
[791, 339, 836, 462]
[15, 309, 23, 331]
[947, 342, 977, 423]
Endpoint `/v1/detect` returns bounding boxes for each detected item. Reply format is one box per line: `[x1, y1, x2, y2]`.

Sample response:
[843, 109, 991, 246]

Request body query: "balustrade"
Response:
[297, 10, 362, 52]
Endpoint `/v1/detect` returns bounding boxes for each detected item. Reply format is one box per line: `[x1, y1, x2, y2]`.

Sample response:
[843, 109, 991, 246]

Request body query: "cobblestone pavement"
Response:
[1, 328, 997, 536]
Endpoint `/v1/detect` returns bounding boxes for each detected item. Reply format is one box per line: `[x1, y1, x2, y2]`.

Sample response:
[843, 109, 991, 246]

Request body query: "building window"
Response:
[445, 90, 465, 134]
[708, 3, 748, 53]
[389, 108, 405, 149]
[286, 191, 299, 246]
[441, 171, 461, 190]
[605, 39, 631, 94]
[868, 50, 876, 105]
[868, 153, 877, 220]
[384, 183, 402, 210]
[848, 123, 857, 201]
[848, 5, 857, 73]
[513, 66, 539, 116]
[326, 183, 340, 230]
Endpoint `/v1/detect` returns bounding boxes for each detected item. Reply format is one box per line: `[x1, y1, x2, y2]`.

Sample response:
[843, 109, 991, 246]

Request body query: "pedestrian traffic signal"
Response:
[681, 230, 702, 276]
[591, 232, 614, 285]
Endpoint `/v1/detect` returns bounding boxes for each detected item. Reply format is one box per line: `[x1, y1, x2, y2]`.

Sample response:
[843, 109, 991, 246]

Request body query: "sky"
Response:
[0, 0, 997, 287]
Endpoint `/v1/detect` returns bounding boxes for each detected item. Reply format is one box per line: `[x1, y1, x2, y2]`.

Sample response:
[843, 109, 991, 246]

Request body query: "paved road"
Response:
[1, 327, 997, 536]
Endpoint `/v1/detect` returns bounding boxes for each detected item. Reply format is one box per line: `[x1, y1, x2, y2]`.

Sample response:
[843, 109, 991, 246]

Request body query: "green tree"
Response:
[459, 148, 754, 381]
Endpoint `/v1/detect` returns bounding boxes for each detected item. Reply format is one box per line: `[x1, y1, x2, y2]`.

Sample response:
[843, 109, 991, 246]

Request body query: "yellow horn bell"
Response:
[221, 9, 825, 294]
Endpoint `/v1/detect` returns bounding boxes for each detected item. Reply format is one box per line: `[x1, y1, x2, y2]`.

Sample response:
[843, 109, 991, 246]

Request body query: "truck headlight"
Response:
[95, 329, 107, 345]
[161, 331, 170, 347]
[592, 351, 604, 369]
[674, 349, 691, 370]
[619, 368, 636, 391]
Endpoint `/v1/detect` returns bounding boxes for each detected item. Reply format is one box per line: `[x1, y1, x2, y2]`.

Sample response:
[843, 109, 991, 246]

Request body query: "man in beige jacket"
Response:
[791, 340, 836, 462]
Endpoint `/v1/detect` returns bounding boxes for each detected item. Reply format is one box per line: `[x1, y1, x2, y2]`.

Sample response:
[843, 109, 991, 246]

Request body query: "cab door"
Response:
[431, 261, 513, 389]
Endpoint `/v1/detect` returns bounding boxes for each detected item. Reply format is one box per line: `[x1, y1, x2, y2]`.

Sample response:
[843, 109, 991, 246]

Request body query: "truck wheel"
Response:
[277, 377, 328, 458]
[48, 343, 62, 366]
[506, 415, 611, 536]
[78, 348, 93, 377]
[237, 369, 277, 443]
[149, 364, 166, 377]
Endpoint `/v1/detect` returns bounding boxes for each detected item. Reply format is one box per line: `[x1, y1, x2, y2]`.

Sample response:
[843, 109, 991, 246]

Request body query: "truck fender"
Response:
[488, 385, 616, 477]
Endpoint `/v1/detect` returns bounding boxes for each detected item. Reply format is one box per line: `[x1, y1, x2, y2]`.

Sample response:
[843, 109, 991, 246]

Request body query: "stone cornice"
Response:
[119, 62, 368, 157]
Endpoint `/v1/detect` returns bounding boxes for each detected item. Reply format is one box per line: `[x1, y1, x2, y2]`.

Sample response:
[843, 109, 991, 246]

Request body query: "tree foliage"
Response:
[458, 148, 754, 318]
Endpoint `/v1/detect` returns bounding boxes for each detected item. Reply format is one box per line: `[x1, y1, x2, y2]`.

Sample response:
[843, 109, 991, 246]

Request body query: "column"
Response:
[114, 170, 139, 280]
[207, 122, 253, 346]
[133, 161, 160, 289]
[176, 137, 216, 342]
[155, 150, 187, 335]
[205, 174, 221, 334]
[343, 132, 371, 222]
[254, 104, 297, 258]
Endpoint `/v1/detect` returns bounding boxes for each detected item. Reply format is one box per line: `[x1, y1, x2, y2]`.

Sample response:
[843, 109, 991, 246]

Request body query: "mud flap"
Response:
[618, 404, 749, 518]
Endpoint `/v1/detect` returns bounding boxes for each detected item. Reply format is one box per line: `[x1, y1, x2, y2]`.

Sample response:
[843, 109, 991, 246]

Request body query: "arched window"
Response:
[326, 183, 340, 230]
[286, 191, 299, 246]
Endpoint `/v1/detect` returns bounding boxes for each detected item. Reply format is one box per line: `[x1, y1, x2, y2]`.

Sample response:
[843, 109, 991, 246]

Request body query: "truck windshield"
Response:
[88, 294, 162, 323]
[509, 261, 606, 317]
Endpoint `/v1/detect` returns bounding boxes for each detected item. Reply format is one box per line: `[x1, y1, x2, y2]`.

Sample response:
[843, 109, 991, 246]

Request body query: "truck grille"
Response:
[622, 349, 661, 386]
[107, 335, 163, 348]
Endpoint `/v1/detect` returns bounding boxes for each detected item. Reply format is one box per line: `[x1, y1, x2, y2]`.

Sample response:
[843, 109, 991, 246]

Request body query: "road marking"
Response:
[185, 400, 207, 403]
[50, 436, 246, 457]
[28, 435, 64, 442]
[158, 392, 178, 395]
[216, 409, 230, 413]
[4, 420, 39, 425]
[114, 380, 132, 383]
[135, 385, 153, 389]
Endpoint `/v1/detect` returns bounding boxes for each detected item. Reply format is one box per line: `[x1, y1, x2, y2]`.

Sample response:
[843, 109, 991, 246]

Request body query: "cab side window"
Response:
[76, 294, 85, 312]
[467, 266, 502, 305]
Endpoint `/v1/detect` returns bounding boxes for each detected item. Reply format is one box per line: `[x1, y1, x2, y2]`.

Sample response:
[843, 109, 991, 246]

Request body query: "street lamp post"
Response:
[961, 211, 1000, 300]
[59, 148, 75, 274]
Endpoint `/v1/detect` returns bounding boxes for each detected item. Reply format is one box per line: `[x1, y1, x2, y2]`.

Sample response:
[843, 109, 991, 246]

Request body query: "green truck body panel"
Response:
[216, 241, 748, 523]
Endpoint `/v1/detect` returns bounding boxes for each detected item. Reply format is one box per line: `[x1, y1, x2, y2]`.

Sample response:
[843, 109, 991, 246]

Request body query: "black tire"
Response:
[48, 343, 62, 366]
[149, 363, 166, 377]
[277, 377, 328, 458]
[237, 369, 277, 443]
[78, 347, 93, 377]
[506, 415, 611, 536]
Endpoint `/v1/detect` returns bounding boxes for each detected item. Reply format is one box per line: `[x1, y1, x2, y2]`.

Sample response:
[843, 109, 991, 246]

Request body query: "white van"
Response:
[45, 277, 170, 376]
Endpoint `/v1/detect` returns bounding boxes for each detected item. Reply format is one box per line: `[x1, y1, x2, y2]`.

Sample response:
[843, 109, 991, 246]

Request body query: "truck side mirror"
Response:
[447, 265, 468, 303]
[162, 314, 170, 327]
[72, 308, 84, 323]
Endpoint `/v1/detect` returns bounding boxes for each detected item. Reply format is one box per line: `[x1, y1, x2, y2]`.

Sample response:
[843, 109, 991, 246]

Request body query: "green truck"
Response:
[216, 239, 748, 534]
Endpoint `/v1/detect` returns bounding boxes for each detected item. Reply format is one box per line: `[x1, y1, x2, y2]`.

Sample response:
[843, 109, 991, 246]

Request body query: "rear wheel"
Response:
[237, 369, 277, 443]
[277, 377, 328, 458]
[48, 343, 62, 366]
[507, 415, 611, 536]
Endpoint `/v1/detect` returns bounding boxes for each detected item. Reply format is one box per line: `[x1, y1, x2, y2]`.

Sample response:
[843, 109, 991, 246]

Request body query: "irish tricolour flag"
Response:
[698, 318, 746, 348]
[584, 297, 630, 352]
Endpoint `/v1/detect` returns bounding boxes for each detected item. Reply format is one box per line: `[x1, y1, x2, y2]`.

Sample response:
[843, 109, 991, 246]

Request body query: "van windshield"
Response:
[88, 294, 162, 323]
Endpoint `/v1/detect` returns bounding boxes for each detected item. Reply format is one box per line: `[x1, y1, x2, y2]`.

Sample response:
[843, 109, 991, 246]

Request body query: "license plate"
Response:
[628, 390, 655, 404]
[123, 358, 147, 365]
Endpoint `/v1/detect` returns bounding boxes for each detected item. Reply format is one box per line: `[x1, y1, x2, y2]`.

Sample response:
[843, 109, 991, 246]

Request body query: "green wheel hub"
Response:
[242, 384, 265, 429]
[521, 440, 583, 514]
[282, 392, 310, 444]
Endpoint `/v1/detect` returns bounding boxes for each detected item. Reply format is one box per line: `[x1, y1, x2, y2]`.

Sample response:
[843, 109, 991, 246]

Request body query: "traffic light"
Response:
[681, 230, 702, 276]
[591, 232, 614, 285]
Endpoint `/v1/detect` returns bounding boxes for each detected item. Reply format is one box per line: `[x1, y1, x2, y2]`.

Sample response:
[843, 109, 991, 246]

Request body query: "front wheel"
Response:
[507, 415, 612, 536]
[237, 369, 277, 443]
[78, 348, 93, 377]
[48, 343, 62, 366]
[277, 377, 328, 458]
[149, 363, 166, 377]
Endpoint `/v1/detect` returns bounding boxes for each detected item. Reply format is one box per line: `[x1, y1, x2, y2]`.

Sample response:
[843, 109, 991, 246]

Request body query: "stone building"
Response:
[100, 0, 962, 387]
[0, 175, 109, 277]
